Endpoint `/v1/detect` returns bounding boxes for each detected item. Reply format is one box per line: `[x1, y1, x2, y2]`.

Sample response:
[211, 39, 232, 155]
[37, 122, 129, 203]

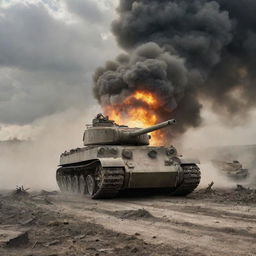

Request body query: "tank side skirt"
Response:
[59, 160, 99, 171]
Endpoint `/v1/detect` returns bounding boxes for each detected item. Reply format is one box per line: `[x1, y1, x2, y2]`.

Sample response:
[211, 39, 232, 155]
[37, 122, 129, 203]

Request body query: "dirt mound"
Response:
[115, 209, 155, 220]
[194, 185, 256, 205]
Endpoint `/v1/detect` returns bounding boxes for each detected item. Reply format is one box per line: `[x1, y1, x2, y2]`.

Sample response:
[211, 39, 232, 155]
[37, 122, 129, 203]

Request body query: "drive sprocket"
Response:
[171, 164, 201, 196]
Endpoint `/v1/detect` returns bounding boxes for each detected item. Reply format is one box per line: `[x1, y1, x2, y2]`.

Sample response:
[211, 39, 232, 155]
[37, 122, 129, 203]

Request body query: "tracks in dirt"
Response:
[49, 194, 256, 256]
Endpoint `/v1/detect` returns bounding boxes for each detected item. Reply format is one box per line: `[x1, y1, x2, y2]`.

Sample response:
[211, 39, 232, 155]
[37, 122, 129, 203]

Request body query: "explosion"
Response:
[104, 90, 166, 145]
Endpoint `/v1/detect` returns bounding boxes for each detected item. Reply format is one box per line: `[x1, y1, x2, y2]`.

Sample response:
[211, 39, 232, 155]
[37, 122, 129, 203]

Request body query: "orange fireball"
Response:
[104, 90, 166, 145]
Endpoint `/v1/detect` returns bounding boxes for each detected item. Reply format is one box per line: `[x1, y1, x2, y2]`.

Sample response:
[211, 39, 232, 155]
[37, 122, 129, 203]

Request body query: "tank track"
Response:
[171, 164, 201, 196]
[56, 165, 124, 199]
[91, 167, 124, 199]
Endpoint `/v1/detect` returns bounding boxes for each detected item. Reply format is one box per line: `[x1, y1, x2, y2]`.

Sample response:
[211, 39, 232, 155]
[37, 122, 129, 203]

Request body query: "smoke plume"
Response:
[93, 0, 256, 135]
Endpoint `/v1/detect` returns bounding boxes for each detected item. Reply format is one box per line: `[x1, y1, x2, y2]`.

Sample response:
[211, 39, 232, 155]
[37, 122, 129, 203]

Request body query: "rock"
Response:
[0, 226, 29, 247]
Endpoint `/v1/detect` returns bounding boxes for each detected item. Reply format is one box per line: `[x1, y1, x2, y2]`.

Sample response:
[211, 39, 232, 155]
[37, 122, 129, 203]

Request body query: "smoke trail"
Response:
[93, 0, 256, 134]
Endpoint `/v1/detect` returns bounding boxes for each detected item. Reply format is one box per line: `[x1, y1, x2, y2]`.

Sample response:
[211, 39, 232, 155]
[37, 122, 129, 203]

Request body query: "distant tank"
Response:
[56, 114, 201, 199]
[212, 160, 249, 180]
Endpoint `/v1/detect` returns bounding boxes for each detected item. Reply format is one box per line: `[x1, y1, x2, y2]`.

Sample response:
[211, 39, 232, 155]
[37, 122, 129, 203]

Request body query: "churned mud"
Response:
[0, 187, 255, 256]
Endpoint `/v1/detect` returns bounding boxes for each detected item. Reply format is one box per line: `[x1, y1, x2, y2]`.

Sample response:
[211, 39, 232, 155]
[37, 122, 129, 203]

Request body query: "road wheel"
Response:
[86, 174, 97, 197]
[71, 175, 80, 194]
[79, 175, 86, 194]
[61, 175, 68, 192]
[66, 175, 73, 192]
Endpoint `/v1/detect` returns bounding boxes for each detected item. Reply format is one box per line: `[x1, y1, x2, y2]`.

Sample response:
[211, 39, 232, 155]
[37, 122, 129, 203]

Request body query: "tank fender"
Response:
[180, 158, 200, 165]
[98, 158, 125, 167]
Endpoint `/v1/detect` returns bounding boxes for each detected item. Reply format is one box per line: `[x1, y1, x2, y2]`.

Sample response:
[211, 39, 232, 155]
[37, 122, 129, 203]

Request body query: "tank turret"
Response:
[83, 114, 176, 146]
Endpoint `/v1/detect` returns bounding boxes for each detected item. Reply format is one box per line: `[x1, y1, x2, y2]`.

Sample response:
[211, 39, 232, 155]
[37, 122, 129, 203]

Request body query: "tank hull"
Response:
[57, 145, 201, 198]
[212, 160, 249, 181]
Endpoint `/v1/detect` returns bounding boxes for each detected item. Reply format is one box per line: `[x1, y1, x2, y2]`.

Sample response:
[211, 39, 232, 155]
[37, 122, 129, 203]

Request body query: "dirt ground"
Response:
[0, 187, 256, 256]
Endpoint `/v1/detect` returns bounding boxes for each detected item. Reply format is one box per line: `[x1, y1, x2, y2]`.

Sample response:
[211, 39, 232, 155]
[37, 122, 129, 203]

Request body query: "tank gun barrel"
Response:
[130, 119, 176, 137]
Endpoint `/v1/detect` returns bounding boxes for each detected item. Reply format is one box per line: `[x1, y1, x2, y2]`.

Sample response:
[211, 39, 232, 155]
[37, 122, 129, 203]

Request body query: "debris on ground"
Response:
[195, 185, 256, 204]
[0, 195, 190, 256]
[12, 186, 30, 197]
[0, 189, 255, 255]
[115, 208, 155, 220]
[204, 182, 214, 193]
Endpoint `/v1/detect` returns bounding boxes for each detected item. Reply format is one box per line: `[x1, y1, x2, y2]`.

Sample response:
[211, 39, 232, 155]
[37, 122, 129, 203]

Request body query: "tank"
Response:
[212, 160, 249, 180]
[56, 113, 201, 199]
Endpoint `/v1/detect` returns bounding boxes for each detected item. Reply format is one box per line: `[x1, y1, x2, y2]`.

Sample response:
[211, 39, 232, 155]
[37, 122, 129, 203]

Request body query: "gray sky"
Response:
[0, 0, 255, 147]
[0, 0, 118, 128]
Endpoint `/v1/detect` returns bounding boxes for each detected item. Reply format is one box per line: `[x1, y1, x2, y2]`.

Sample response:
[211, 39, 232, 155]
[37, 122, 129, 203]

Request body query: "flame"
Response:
[132, 91, 158, 107]
[104, 90, 166, 145]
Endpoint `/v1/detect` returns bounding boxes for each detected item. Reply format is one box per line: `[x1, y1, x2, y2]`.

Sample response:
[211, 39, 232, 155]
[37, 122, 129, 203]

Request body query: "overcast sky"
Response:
[0, 0, 119, 132]
[0, 0, 256, 147]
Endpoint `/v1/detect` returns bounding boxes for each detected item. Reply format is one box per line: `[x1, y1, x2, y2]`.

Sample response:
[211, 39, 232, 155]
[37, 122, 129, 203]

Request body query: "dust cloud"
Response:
[0, 107, 99, 190]
[181, 108, 256, 188]
[1, 105, 255, 190]
[198, 163, 237, 188]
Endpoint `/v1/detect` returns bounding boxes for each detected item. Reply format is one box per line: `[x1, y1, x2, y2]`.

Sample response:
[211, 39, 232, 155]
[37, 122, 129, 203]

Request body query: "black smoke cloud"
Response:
[93, 0, 256, 134]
